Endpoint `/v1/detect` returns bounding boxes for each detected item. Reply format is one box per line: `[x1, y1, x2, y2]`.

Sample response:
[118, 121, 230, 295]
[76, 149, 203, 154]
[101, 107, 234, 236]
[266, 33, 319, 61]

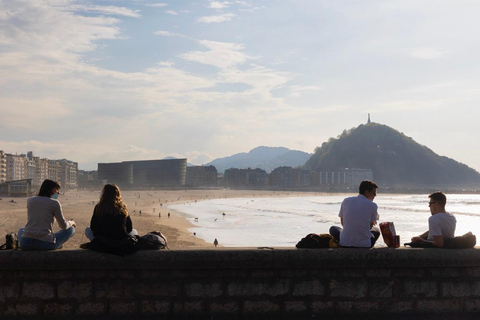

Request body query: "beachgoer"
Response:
[18, 179, 76, 250]
[214, 238, 219, 247]
[329, 180, 380, 248]
[168, 212, 170, 218]
[410, 191, 456, 247]
[84, 184, 138, 241]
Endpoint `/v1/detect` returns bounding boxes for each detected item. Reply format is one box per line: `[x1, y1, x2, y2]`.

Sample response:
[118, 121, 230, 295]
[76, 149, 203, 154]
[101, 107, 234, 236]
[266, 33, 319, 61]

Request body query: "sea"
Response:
[168, 194, 480, 247]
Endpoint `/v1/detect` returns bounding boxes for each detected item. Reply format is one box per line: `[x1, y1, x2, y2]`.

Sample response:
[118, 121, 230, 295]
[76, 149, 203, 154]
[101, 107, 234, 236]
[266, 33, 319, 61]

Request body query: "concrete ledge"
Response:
[2, 247, 480, 270]
[1, 248, 480, 318]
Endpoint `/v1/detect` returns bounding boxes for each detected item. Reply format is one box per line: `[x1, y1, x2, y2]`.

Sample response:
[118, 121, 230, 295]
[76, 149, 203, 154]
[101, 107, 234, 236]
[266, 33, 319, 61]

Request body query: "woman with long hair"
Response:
[18, 179, 76, 250]
[85, 184, 137, 241]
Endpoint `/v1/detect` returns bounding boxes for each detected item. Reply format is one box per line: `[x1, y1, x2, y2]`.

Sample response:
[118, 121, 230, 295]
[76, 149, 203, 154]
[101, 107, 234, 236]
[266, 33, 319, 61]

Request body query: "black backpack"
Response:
[137, 231, 168, 250]
[296, 233, 338, 249]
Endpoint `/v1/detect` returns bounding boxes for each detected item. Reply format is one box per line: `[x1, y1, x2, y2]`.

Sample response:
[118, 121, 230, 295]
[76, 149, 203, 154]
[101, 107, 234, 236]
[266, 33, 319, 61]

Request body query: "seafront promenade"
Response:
[1, 247, 480, 319]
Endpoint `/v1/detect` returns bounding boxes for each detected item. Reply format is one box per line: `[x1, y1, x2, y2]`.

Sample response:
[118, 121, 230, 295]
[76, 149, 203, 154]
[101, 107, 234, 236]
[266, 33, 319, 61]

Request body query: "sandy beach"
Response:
[0, 188, 318, 249]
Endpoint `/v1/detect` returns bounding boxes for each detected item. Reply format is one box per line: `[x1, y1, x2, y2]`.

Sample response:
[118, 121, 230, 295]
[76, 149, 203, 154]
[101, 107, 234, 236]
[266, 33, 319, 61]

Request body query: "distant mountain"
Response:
[304, 123, 480, 188]
[207, 146, 312, 173]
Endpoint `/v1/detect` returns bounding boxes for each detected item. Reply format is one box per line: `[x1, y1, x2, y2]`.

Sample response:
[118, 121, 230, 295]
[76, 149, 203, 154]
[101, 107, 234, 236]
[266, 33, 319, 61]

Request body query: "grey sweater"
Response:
[22, 196, 73, 243]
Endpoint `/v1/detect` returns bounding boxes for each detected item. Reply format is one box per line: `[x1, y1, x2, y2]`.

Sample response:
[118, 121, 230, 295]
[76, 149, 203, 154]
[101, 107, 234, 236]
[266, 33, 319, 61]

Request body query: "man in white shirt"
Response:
[329, 180, 380, 248]
[411, 191, 456, 247]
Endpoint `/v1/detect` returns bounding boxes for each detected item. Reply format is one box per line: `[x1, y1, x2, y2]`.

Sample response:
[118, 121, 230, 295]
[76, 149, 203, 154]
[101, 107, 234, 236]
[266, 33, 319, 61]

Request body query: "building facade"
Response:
[318, 168, 373, 186]
[268, 167, 312, 188]
[186, 165, 218, 187]
[224, 168, 268, 188]
[0, 151, 78, 189]
[98, 158, 187, 189]
[6, 154, 27, 182]
[0, 150, 6, 184]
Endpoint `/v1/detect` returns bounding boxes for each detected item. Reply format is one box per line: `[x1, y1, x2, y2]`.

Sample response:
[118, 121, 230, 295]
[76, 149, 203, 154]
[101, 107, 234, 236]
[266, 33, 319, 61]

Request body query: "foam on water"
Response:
[168, 194, 480, 247]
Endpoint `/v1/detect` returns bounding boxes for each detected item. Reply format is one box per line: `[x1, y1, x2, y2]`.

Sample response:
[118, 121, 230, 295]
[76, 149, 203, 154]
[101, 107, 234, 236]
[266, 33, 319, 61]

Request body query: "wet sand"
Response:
[0, 189, 318, 249]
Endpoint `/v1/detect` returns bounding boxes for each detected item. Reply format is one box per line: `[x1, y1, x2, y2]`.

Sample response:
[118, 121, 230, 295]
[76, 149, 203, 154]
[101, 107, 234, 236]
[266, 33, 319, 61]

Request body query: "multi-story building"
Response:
[224, 168, 268, 188]
[0, 151, 78, 189]
[78, 170, 99, 188]
[98, 158, 187, 189]
[186, 166, 218, 187]
[269, 167, 312, 188]
[56, 159, 78, 189]
[48, 159, 62, 184]
[318, 168, 373, 186]
[6, 154, 27, 181]
[0, 150, 6, 184]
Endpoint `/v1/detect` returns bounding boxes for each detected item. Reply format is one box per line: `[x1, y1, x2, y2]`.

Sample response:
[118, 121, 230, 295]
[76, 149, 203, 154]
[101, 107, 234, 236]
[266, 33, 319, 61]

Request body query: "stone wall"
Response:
[1, 248, 480, 319]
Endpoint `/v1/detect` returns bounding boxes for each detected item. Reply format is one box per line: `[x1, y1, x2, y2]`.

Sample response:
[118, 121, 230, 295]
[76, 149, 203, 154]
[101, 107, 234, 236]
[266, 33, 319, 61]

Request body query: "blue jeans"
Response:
[18, 227, 75, 250]
[329, 226, 380, 248]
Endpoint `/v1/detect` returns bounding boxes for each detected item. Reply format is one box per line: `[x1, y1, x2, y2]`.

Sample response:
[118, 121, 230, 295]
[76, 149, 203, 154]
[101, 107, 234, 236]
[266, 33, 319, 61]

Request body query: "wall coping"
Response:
[2, 247, 480, 271]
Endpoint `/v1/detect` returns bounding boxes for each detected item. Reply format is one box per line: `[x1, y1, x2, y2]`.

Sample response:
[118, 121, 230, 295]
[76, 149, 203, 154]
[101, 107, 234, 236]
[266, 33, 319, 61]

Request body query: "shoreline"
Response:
[0, 189, 323, 250]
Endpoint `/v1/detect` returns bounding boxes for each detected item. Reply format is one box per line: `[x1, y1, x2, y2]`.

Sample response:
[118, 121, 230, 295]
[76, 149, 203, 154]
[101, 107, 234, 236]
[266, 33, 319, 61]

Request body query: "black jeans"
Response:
[329, 226, 380, 248]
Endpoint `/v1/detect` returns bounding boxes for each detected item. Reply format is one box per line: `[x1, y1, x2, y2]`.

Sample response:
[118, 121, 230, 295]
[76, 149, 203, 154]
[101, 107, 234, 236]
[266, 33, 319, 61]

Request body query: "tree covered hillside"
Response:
[304, 123, 480, 187]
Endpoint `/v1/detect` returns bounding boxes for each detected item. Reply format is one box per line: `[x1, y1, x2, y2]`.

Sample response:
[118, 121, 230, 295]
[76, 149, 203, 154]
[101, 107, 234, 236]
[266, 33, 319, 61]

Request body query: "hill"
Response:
[304, 123, 480, 188]
[207, 146, 312, 173]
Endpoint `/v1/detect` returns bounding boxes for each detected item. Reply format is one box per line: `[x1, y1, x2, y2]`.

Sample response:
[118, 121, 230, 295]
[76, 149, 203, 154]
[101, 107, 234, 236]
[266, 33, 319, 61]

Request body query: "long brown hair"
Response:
[95, 184, 128, 217]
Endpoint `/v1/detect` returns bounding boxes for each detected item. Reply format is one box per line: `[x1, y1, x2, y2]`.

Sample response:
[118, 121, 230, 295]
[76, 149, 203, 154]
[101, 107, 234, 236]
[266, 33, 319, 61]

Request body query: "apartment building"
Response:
[0, 150, 6, 184]
[6, 154, 27, 181]
[0, 151, 78, 189]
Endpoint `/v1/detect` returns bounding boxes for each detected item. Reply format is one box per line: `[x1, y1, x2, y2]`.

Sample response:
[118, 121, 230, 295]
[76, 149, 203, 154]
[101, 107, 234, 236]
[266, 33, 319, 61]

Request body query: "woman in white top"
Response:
[18, 179, 76, 250]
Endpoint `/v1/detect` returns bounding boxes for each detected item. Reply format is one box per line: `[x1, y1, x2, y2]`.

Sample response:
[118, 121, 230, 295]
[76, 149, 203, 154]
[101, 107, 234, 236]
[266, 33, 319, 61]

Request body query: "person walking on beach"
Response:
[329, 180, 380, 248]
[214, 238, 219, 247]
[18, 179, 76, 250]
[410, 191, 456, 247]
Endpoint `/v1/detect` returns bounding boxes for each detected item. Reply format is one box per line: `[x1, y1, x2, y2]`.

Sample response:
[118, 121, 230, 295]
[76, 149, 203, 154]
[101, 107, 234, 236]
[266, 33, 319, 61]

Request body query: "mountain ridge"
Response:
[206, 146, 312, 173]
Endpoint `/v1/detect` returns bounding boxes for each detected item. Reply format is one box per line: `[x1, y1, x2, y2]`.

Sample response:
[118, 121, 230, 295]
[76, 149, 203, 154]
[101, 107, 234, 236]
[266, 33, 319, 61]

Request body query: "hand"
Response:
[411, 236, 423, 243]
[69, 219, 76, 228]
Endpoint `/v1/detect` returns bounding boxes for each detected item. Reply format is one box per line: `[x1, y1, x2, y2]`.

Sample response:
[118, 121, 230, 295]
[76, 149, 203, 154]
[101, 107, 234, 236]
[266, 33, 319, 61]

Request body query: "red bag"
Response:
[380, 222, 397, 248]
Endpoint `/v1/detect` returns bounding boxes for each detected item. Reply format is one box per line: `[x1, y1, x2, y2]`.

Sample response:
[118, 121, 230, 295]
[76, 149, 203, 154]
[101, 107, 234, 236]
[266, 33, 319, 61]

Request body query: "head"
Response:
[100, 183, 122, 204]
[429, 191, 446, 215]
[359, 180, 379, 200]
[37, 179, 61, 198]
[96, 184, 128, 216]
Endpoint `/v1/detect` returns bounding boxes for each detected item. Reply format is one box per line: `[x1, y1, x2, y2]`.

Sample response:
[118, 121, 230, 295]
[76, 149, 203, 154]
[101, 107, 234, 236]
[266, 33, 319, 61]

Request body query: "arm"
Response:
[53, 201, 74, 230]
[430, 235, 444, 247]
[90, 206, 100, 232]
[126, 215, 133, 233]
[411, 230, 429, 242]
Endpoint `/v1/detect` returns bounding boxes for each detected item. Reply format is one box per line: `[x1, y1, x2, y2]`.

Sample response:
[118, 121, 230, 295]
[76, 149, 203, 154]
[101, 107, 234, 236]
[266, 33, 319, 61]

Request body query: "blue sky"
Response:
[1, 0, 480, 172]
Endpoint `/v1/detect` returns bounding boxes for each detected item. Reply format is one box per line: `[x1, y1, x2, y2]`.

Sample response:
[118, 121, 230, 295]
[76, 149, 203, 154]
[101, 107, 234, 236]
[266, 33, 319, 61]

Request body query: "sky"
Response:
[1, 0, 480, 172]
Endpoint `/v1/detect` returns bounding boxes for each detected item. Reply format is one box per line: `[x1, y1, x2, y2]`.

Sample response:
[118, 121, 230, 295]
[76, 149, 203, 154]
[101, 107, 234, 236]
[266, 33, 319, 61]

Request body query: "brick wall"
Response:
[1, 248, 480, 318]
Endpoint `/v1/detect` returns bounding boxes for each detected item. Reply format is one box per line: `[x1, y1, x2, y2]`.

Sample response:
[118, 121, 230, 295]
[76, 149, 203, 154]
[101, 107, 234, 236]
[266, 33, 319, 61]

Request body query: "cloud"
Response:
[153, 30, 185, 37]
[71, 5, 141, 18]
[166, 10, 179, 15]
[145, 3, 168, 7]
[208, 1, 232, 9]
[288, 85, 326, 97]
[197, 13, 235, 23]
[409, 47, 447, 60]
[180, 40, 255, 69]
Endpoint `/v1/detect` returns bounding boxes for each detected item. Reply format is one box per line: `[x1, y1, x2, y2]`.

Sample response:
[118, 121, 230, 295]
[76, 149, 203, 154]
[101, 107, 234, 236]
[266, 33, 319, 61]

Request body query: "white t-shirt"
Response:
[338, 194, 379, 247]
[427, 212, 456, 240]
